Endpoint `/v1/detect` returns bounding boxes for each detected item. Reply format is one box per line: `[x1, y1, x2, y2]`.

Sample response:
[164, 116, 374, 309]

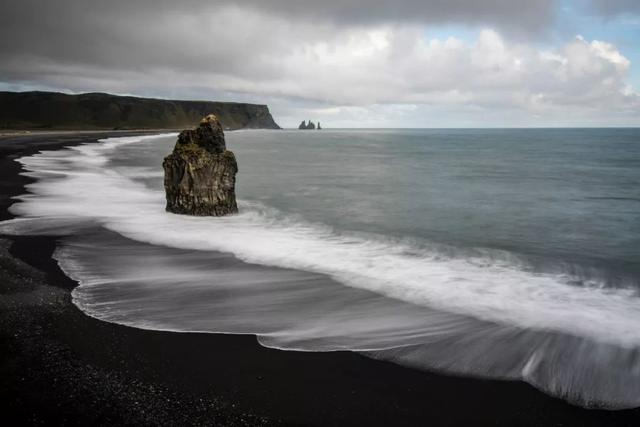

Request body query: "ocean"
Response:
[2, 128, 639, 408]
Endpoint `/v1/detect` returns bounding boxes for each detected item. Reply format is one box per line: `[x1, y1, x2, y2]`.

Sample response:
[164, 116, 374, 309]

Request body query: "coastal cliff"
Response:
[0, 91, 280, 130]
[163, 115, 238, 216]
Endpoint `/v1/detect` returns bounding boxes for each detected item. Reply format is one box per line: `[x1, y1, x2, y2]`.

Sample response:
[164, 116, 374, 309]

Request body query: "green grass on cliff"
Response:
[0, 91, 280, 130]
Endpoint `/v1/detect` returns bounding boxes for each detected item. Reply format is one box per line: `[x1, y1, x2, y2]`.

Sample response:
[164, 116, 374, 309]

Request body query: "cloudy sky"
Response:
[1, 0, 639, 127]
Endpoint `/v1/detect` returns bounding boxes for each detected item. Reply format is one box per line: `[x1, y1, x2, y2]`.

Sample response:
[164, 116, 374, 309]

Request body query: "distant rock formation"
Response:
[163, 114, 238, 216]
[317, 122, 322, 130]
[298, 120, 318, 130]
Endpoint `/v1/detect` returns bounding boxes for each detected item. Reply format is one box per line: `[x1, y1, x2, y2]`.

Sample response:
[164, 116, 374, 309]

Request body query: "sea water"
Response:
[2, 128, 639, 408]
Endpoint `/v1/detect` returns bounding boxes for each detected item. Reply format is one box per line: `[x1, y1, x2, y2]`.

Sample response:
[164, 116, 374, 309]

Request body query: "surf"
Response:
[2, 132, 640, 408]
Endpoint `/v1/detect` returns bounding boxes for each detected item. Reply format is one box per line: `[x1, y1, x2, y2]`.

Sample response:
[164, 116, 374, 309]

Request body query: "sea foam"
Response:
[2, 133, 640, 408]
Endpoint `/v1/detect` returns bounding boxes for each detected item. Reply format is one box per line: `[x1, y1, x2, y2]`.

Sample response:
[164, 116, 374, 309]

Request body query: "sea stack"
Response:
[298, 120, 316, 130]
[163, 114, 238, 216]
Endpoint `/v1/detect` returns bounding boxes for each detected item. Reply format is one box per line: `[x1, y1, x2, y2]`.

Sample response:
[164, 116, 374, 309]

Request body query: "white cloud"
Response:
[0, 2, 637, 127]
[221, 26, 638, 124]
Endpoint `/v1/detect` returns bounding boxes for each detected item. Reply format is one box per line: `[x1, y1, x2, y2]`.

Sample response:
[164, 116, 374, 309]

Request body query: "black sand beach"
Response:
[2, 132, 640, 426]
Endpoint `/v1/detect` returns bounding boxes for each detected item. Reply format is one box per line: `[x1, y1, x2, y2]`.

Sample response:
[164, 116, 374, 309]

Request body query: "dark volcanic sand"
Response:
[1, 132, 639, 426]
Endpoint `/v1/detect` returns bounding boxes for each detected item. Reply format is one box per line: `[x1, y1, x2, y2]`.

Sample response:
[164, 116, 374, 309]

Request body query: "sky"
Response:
[0, 0, 639, 128]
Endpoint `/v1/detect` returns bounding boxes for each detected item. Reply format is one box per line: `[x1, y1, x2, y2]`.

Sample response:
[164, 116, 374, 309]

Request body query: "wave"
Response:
[1, 133, 640, 408]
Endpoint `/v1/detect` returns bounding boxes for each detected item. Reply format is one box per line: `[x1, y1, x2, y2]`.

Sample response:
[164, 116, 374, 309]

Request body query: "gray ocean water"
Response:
[2, 128, 640, 408]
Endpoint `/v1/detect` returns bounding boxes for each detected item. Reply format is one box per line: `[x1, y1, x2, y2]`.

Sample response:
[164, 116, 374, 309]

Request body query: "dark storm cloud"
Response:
[0, 0, 556, 90]
[1, 0, 632, 81]
[1, 0, 557, 34]
[226, 0, 556, 32]
[0, 0, 636, 83]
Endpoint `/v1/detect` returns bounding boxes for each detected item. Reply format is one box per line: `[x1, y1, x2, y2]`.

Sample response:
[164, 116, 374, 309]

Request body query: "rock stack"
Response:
[298, 120, 316, 130]
[163, 115, 238, 216]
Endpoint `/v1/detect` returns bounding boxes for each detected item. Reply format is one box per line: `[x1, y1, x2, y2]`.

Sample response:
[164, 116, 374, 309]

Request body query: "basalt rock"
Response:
[163, 115, 238, 216]
[298, 120, 316, 130]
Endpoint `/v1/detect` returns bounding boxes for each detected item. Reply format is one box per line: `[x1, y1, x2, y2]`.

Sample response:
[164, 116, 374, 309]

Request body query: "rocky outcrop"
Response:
[0, 91, 281, 130]
[163, 115, 238, 216]
[298, 120, 316, 130]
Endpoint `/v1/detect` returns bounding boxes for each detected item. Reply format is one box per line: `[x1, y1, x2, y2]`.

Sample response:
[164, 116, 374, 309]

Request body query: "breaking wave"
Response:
[1, 133, 639, 409]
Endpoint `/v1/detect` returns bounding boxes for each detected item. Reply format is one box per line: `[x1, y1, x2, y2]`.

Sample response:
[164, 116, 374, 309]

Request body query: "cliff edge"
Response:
[163, 115, 238, 216]
[0, 91, 280, 130]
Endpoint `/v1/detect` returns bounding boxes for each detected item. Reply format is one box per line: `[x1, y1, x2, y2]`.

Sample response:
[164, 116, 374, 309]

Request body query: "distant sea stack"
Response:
[163, 115, 238, 216]
[0, 91, 280, 130]
[298, 120, 321, 130]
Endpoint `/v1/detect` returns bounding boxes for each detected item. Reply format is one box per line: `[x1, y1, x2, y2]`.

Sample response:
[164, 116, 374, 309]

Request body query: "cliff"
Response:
[0, 91, 280, 130]
[163, 115, 238, 216]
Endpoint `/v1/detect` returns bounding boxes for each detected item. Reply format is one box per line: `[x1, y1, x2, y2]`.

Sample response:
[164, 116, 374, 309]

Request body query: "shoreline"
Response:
[1, 132, 639, 425]
[0, 128, 180, 139]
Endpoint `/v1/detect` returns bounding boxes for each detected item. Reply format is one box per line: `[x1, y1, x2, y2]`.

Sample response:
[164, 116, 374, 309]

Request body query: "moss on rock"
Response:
[163, 115, 238, 216]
